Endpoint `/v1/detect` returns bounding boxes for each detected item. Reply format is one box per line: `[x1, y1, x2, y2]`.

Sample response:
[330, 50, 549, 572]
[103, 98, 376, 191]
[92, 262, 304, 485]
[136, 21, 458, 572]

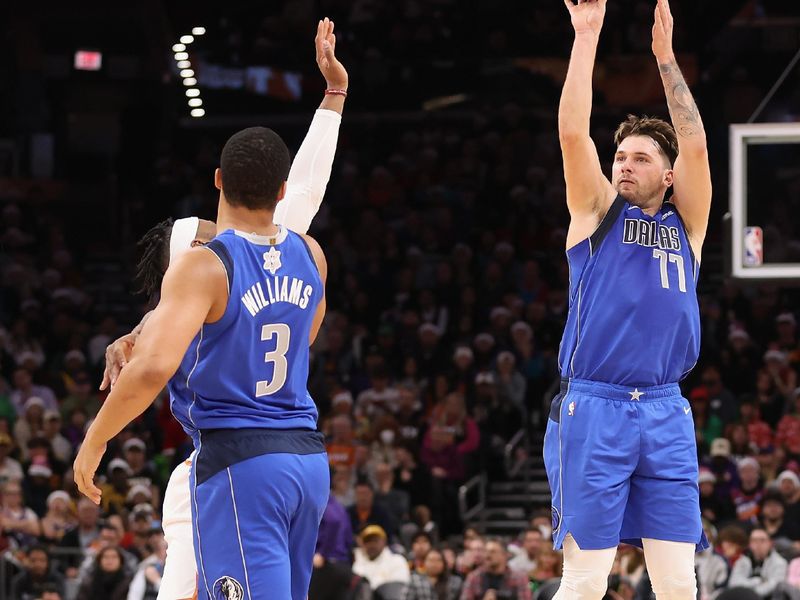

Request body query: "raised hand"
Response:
[652, 0, 675, 62]
[563, 0, 608, 36]
[315, 17, 348, 90]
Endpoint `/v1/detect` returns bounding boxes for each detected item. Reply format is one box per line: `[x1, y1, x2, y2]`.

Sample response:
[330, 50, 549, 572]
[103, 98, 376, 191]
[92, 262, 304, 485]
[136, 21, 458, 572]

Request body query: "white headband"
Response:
[169, 216, 200, 264]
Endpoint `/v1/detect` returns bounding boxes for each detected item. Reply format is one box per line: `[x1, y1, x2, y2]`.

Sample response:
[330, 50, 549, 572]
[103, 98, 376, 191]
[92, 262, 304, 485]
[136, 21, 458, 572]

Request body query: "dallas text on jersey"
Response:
[622, 218, 681, 251]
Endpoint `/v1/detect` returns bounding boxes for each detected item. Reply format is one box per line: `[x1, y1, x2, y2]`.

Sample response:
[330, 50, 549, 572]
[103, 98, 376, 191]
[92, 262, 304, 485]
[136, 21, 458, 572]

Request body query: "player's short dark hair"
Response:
[135, 218, 173, 300]
[614, 115, 679, 167]
[220, 127, 290, 210]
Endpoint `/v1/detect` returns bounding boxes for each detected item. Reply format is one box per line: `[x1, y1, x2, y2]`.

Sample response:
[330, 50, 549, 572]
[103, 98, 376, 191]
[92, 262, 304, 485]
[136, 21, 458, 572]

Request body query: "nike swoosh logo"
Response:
[684, 407, 691, 414]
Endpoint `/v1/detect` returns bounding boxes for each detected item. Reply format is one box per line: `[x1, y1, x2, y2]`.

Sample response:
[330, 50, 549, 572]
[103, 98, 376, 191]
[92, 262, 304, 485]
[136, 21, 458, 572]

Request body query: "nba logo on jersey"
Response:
[213, 576, 244, 600]
[743, 226, 763, 267]
[568, 401, 575, 416]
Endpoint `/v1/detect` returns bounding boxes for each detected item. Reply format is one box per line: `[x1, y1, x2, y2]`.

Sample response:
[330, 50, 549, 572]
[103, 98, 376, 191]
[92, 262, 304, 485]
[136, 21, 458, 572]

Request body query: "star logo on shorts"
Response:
[213, 576, 244, 600]
[262, 247, 282, 275]
[629, 388, 644, 401]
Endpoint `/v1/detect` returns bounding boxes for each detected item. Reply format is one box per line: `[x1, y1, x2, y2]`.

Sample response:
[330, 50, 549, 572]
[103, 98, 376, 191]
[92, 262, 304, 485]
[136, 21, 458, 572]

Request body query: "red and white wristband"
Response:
[325, 88, 348, 97]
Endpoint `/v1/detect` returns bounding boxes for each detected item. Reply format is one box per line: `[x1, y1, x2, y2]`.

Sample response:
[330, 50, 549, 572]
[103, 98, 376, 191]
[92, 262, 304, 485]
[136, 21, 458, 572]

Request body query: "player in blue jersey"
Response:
[548, 1, 712, 598]
[74, 21, 343, 599]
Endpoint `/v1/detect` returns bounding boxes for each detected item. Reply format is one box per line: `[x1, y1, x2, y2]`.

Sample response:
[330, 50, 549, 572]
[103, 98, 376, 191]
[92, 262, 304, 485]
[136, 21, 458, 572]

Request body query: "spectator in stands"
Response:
[348, 480, 396, 540]
[375, 461, 410, 532]
[508, 528, 542, 574]
[126, 530, 167, 600]
[528, 547, 562, 595]
[76, 546, 133, 600]
[718, 524, 749, 570]
[777, 470, 800, 521]
[40, 490, 75, 543]
[0, 432, 23, 484]
[460, 538, 531, 600]
[327, 415, 358, 470]
[59, 371, 100, 422]
[699, 468, 735, 525]
[728, 423, 753, 459]
[410, 531, 433, 573]
[42, 410, 72, 463]
[77, 521, 139, 583]
[10, 368, 57, 414]
[728, 527, 788, 598]
[14, 397, 46, 458]
[394, 444, 431, 510]
[421, 393, 479, 536]
[406, 547, 463, 600]
[701, 366, 738, 426]
[1, 479, 41, 547]
[60, 497, 101, 567]
[776, 389, 800, 460]
[331, 464, 355, 507]
[696, 521, 729, 600]
[759, 493, 800, 551]
[352, 525, 410, 591]
[732, 457, 764, 524]
[309, 493, 354, 600]
[763, 350, 796, 405]
[455, 537, 486, 578]
[692, 389, 723, 450]
[123, 438, 159, 502]
[739, 398, 773, 452]
[101, 458, 132, 515]
[754, 368, 785, 430]
[24, 461, 54, 517]
[122, 504, 157, 560]
[10, 544, 65, 600]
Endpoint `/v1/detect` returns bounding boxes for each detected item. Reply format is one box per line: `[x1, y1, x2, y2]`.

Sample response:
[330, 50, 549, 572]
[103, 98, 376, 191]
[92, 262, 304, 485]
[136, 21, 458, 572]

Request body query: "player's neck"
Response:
[217, 201, 279, 238]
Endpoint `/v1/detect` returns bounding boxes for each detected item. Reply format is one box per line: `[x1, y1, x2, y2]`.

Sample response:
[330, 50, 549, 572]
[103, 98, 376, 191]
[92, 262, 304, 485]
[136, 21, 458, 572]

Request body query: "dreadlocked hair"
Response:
[134, 218, 174, 300]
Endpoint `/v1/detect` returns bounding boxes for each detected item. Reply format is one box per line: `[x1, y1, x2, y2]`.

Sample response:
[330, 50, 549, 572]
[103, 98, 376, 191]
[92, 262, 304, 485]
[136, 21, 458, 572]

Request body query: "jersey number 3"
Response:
[256, 323, 291, 396]
[652, 249, 687, 293]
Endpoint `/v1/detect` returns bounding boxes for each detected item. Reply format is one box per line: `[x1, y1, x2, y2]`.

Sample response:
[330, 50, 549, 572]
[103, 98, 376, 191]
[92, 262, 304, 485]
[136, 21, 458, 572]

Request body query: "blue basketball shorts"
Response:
[543, 378, 708, 552]
[190, 429, 330, 600]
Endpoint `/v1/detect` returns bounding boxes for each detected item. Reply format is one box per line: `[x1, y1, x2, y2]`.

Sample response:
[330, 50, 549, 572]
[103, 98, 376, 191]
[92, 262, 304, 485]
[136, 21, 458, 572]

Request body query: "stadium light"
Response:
[174, 52, 189, 61]
[188, 98, 203, 107]
[186, 89, 201, 97]
[177, 60, 191, 69]
[180, 69, 195, 78]
[191, 108, 206, 117]
[180, 35, 194, 44]
[192, 27, 206, 36]
[183, 77, 197, 86]
[172, 43, 186, 52]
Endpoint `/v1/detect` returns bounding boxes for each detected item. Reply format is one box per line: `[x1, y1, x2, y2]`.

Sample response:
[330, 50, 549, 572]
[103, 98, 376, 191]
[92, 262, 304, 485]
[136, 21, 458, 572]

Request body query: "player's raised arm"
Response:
[652, 0, 711, 257]
[559, 0, 616, 239]
[275, 17, 347, 234]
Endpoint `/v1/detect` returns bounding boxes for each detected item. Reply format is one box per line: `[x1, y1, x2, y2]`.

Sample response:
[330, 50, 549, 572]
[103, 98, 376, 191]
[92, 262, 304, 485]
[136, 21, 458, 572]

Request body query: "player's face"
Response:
[612, 136, 673, 208]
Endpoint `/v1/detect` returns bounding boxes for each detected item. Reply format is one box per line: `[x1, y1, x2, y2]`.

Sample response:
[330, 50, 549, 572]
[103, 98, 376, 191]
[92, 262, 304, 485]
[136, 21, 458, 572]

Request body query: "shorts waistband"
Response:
[560, 377, 682, 402]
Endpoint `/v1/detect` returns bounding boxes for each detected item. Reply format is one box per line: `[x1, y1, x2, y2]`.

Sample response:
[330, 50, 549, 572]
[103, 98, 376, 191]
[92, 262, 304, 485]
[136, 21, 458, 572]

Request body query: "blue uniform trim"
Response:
[296, 235, 317, 266]
[589, 195, 626, 251]
[195, 428, 326, 485]
[204, 239, 235, 292]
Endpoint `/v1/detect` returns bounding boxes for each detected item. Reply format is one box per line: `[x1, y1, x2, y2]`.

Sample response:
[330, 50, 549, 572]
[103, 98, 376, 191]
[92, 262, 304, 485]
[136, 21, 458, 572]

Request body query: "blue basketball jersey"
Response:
[168, 226, 323, 445]
[557, 195, 700, 386]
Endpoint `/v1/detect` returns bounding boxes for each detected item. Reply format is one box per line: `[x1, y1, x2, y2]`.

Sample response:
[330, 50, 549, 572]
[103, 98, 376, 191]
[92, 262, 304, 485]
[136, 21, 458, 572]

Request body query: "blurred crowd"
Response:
[1, 1, 800, 600]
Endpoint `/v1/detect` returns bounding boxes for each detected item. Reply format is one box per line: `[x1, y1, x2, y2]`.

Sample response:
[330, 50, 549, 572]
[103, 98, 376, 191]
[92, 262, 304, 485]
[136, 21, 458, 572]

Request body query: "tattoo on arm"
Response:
[659, 61, 703, 139]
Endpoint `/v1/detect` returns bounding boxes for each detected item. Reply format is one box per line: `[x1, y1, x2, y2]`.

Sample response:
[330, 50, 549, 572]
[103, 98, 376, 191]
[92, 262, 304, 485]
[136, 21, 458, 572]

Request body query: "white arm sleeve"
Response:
[274, 108, 342, 235]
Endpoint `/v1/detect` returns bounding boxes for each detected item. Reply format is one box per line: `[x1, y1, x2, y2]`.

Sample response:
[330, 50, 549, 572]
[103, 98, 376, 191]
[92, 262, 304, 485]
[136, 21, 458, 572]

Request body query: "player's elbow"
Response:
[135, 359, 177, 389]
[678, 137, 708, 158]
[558, 126, 588, 149]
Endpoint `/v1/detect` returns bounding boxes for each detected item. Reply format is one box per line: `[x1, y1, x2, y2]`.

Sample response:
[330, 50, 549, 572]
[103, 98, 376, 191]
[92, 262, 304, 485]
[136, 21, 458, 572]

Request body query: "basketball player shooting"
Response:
[547, 0, 712, 598]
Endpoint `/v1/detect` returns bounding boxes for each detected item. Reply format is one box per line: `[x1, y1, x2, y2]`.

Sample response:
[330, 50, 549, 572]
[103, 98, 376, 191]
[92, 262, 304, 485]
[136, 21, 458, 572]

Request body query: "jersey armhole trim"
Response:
[203, 239, 234, 294]
[664, 201, 698, 269]
[588, 194, 625, 253]
[296, 234, 320, 277]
